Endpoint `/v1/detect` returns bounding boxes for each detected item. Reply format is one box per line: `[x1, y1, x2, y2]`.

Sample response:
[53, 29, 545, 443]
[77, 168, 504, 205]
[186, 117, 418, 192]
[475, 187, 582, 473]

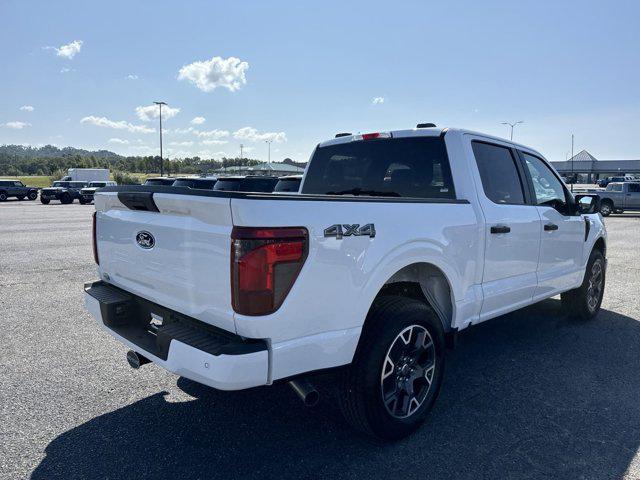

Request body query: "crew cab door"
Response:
[624, 183, 640, 208]
[518, 151, 585, 297]
[468, 139, 541, 320]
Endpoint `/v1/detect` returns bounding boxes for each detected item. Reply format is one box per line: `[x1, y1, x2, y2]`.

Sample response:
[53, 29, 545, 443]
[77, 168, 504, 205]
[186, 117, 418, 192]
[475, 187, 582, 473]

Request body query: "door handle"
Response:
[490, 225, 511, 234]
[544, 223, 559, 231]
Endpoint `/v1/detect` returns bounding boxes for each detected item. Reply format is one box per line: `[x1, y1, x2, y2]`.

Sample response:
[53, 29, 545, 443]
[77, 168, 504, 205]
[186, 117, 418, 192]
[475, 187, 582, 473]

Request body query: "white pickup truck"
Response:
[84, 126, 606, 440]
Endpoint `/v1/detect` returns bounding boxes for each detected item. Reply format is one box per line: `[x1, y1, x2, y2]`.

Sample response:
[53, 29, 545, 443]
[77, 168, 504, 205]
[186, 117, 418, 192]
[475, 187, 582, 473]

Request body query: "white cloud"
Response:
[108, 138, 129, 144]
[125, 74, 138, 80]
[169, 126, 194, 134]
[233, 126, 286, 143]
[372, 96, 385, 105]
[20, 105, 35, 112]
[169, 141, 194, 146]
[178, 55, 249, 92]
[2, 121, 31, 129]
[135, 104, 180, 122]
[80, 115, 154, 134]
[194, 129, 230, 139]
[201, 139, 228, 146]
[47, 40, 83, 59]
[60, 67, 73, 74]
[190, 116, 206, 125]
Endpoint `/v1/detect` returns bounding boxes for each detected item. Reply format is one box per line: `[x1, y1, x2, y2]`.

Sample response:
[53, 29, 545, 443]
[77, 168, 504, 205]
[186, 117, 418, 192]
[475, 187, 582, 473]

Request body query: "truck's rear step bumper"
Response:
[84, 281, 269, 390]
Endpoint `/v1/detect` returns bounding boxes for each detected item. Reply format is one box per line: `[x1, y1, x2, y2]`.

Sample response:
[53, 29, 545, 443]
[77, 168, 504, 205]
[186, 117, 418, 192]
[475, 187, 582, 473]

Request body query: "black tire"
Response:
[561, 248, 605, 320]
[17, 196, 25, 201]
[79, 198, 87, 205]
[0, 191, 7, 202]
[600, 200, 613, 217]
[40, 197, 50, 204]
[60, 193, 73, 204]
[339, 295, 446, 441]
[28, 191, 37, 200]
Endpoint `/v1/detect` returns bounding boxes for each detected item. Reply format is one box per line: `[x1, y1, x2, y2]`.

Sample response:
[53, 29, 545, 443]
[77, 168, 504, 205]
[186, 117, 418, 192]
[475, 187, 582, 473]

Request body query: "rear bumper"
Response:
[84, 281, 269, 390]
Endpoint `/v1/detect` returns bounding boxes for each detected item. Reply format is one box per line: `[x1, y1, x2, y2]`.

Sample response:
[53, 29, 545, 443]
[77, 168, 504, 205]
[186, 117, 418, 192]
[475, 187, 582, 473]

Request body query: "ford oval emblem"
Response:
[136, 231, 155, 249]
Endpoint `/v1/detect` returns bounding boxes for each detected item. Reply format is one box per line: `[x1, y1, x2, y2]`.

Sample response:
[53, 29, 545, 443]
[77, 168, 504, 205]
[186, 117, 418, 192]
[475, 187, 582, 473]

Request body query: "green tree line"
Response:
[0, 144, 262, 176]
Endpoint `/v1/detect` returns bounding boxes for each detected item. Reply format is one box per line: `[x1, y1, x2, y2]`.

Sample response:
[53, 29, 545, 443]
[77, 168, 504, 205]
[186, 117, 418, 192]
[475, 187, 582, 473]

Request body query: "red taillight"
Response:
[353, 132, 392, 141]
[231, 227, 308, 316]
[92, 212, 99, 265]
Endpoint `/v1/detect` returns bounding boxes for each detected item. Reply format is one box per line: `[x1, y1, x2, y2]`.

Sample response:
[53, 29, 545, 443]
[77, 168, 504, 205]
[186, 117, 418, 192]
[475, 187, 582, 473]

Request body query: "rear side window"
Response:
[607, 184, 623, 192]
[301, 137, 455, 198]
[628, 183, 640, 193]
[472, 142, 525, 205]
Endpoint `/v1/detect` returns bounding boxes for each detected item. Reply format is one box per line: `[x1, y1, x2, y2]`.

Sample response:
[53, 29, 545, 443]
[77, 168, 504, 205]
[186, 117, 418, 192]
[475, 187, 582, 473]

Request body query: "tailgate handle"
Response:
[117, 192, 160, 212]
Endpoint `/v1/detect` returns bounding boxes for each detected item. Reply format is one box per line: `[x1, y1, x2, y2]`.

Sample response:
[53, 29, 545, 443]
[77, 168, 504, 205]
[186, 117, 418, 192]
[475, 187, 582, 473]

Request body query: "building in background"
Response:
[551, 150, 640, 183]
[215, 161, 305, 177]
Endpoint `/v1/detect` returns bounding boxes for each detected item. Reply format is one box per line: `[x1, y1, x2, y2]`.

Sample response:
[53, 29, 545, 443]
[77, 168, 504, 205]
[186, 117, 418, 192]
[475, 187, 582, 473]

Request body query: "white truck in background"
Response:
[63, 168, 110, 183]
[84, 125, 606, 440]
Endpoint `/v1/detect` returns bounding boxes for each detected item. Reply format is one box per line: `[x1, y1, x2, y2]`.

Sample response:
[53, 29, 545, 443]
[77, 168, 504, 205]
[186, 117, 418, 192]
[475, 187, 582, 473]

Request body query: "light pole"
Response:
[240, 144, 244, 161]
[501, 120, 523, 141]
[570, 134, 574, 192]
[154, 101, 167, 176]
[265, 140, 272, 168]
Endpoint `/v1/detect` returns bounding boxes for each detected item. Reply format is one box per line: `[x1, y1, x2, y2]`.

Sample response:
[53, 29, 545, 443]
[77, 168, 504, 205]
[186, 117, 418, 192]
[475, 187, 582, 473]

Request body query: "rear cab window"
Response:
[301, 136, 456, 199]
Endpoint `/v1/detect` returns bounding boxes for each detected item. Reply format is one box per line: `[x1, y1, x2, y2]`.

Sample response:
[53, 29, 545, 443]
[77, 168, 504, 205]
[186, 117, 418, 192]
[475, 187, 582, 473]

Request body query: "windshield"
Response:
[173, 179, 217, 189]
[144, 178, 175, 186]
[274, 178, 302, 192]
[89, 182, 107, 188]
[70, 182, 88, 188]
[52, 182, 69, 187]
[301, 136, 455, 198]
[213, 179, 242, 191]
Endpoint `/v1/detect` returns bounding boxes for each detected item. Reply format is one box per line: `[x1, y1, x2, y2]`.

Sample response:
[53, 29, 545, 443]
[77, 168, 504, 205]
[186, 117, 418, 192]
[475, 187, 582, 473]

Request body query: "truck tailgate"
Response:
[94, 192, 236, 333]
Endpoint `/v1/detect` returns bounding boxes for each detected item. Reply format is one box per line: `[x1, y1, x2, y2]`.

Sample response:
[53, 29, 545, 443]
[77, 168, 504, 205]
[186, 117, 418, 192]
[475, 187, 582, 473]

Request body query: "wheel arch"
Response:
[366, 262, 456, 334]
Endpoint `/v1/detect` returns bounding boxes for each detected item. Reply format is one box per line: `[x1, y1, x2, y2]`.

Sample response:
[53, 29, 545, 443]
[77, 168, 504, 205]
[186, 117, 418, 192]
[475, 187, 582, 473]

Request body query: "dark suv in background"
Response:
[40, 181, 88, 204]
[213, 176, 279, 193]
[0, 179, 39, 201]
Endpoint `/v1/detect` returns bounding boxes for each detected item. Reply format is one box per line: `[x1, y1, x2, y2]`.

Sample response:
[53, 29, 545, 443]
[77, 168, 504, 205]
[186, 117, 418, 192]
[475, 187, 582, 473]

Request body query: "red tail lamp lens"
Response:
[231, 227, 308, 316]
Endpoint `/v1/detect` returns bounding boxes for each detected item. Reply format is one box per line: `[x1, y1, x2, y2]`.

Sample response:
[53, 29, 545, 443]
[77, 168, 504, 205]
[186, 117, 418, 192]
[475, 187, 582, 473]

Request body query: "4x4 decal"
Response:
[324, 224, 376, 239]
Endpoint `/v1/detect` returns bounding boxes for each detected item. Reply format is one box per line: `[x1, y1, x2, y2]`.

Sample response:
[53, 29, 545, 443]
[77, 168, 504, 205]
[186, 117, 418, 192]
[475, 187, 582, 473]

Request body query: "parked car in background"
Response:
[274, 175, 303, 193]
[40, 181, 88, 204]
[86, 125, 606, 440]
[213, 176, 279, 193]
[598, 182, 640, 216]
[62, 168, 110, 183]
[0, 179, 39, 201]
[172, 177, 218, 190]
[80, 181, 118, 204]
[144, 177, 176, 186]
[597, 176, 626, 188]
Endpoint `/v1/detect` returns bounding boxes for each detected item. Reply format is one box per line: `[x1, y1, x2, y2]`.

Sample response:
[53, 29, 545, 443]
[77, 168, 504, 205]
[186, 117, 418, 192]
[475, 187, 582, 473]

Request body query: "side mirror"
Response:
[574, 194, 600, 215]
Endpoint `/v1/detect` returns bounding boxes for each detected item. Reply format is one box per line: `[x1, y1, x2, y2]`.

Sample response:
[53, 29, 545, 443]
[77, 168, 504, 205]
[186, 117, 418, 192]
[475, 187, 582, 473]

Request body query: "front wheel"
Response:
[40, 198, 50, 204]
[600, 201, 613, 217]
[60, 193, 72, 204]
[0, 192, 7, 202]
[561, 248, 605, 320]
[28, 191, 38, 200]
[339, 296, 445, 441]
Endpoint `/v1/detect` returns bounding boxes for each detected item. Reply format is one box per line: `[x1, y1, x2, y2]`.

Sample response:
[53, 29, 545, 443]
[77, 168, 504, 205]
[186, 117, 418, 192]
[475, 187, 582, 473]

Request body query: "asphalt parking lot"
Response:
[2, 200, 640, 480]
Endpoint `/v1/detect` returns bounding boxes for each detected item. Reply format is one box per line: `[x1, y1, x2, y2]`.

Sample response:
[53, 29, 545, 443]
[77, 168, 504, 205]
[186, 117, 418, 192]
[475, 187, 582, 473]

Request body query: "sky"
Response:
[1, 0, 639, 163]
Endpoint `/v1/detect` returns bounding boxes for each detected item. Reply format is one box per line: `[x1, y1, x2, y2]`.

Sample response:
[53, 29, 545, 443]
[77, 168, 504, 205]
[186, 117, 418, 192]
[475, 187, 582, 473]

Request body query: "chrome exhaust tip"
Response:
[126, 350, 150, 369]
[289, 379, 319, 407]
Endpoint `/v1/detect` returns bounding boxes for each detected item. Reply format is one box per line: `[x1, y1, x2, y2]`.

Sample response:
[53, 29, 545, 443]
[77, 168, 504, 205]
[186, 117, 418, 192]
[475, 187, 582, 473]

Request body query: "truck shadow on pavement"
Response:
[33, 299, 640, 480]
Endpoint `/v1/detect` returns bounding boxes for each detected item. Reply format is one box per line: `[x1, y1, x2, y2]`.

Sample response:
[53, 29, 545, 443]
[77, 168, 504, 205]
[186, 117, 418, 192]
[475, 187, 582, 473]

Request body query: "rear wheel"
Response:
[40, 198, 50, 204]
[339, 296, 445, 441]
[60, 193, 72, 204]
[561, 248, 605, 320]
[0, 191, 7, 202]
[28, 191, 37, 200]
[600, 201, 613, 217]
[79, 198, 87, 205]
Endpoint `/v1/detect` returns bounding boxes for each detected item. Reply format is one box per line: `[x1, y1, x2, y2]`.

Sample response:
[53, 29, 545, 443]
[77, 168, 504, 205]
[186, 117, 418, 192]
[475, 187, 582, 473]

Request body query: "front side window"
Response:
[521, 153, 566, 206]
[14, 181, 24, 187]
[471, 141, 525, 205]
[302, 137, 455, 199]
